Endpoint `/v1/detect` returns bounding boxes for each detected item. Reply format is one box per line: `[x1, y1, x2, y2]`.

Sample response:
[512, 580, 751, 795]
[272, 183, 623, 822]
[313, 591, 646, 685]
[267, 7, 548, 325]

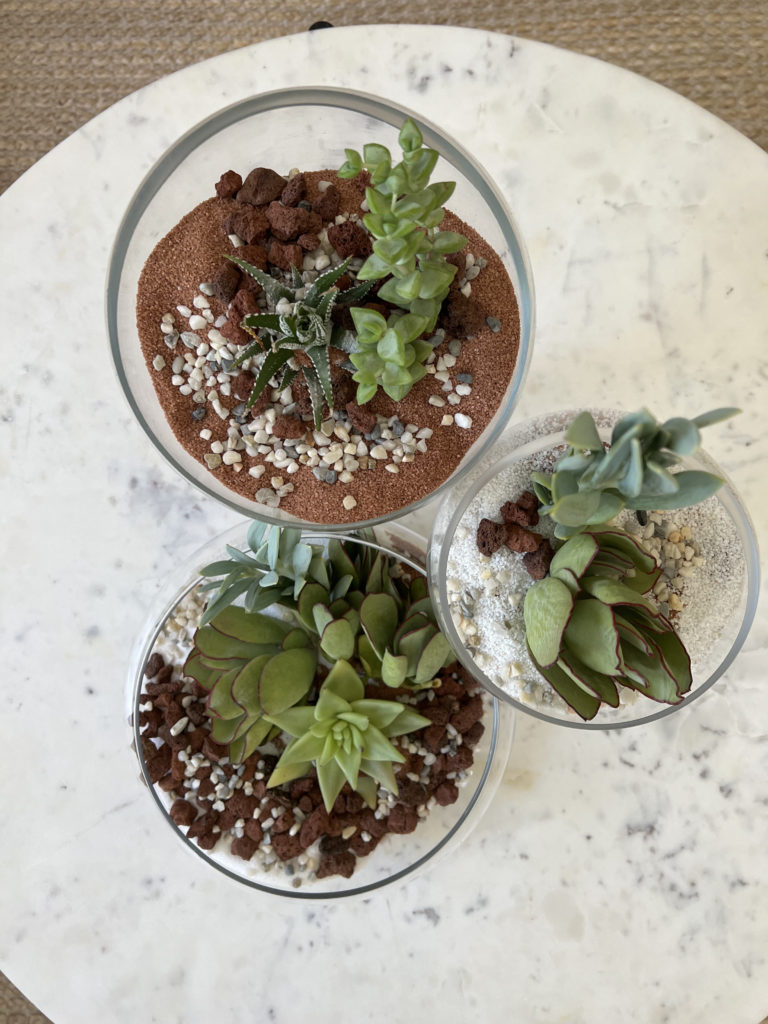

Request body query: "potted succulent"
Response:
[132, 520, 511, 896]
[112, 89, 533, 528]
[429, 406, 759, 728]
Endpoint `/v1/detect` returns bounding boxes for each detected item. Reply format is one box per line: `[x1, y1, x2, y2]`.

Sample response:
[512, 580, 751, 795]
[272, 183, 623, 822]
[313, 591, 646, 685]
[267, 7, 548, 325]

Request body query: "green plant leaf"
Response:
[632, 470, 723, 509]
[528, 648, 601, 721]
[317, 759, 347, 813]
[266, 757, 313, 789]
[414, 632, 452, 685]
[231, 654, 273, 713]
[264, 705, 316, 736]
[323, 659, 365, 702]
[690, 407, 740, 429]
[563, 599, 622, 675]
[398, 117, 423, 152]
[257, 648, 317, 714]
[320, 618, 356, 660]
[381, 649, 409, 687]
[360, 592, 399, 655]
[523, 577, 575, 668]
[385, 706, 432, 737]
[209, 606, 289, 645]
[549, 533, 599, 581]
[557, 650, 620, 707]
[564, 411, 603, 450]
[360, 723, 403, 763]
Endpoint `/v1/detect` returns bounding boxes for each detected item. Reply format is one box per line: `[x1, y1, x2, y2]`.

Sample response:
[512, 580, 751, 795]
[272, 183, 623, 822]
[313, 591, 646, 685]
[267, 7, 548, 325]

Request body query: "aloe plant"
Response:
[184, 605, 317, 762]
[265, 659, 431, 812]
[531, 407, 740, 539]
[338, 117, 466, 402]
[226, 256, 371, 428]
[523, 528, 692, 720]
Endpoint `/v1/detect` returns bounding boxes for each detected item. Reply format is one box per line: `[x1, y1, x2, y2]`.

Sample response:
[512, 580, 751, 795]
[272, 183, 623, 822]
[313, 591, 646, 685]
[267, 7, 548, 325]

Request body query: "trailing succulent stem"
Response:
[531, 407, 740, 539]
[523, 528, 692, 720]
[338, 117, 466, 404]
[226, 256, 372, 428]
[266, 659, 431, 812]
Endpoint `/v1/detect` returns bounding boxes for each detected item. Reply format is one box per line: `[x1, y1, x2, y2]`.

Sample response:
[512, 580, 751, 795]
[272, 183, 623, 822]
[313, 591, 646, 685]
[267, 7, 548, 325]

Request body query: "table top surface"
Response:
[1, 24, 767, 1024]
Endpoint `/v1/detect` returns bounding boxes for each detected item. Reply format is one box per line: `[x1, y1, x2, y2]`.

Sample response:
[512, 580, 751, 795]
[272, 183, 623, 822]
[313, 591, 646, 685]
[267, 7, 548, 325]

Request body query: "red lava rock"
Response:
[523, 538, 555, 580]
[312, 184, 340, 221]
[316, 852, 356, 879]
[445, 747, 473, 772]
[158, 774, 178, 793]
[171, 753, 186, 784]
[271, 831, 304, 862]
[228, 791, 257, 819]
[222, 207, 270, 244]
[197, 778, 215, 799]
[345, 401, 376, 435]
[231, 835, 260, 861]
[219, 318, 252, 350]
[297, 232, 320, 251]
[397, 781, 428, 807]
[185, 728, 206, 753]
[300, 806, 330, 849]
[281, 173, 306, 206]
[234, 242, 268, 272]
[271, 414, 307, 439]
[476, 517, 508, 557]
[501, 491, 539, 527]
[386, 805, 419, 834]
[441, 290, 487, 338]
[146, 745, 172, 784]
[187, 810, 219, 840]
[196, 831, 218, 851]
[463, 721, 485, 747]
[434, 781, 459, 806]
[202, 736, 227, 762]
[210, 261, 241, 304]
[450, 695, 484, 733]
[331, 369, 356, 409]
[422, 703, 450, 727]
[218, 808, 238, 832]
[139, 707, 163, 732]
[267, 239, 303, 272]
[236, 167, 286, 206]
[505, 523, 542, 554]
[144, 652, 164, 678]
[349, 831, 381, 857]
[244, 819, 264, 844]
[215, 170, 243, 199]
[327, 220, 372, 259]
[266, 202, 322, 242]
[423, 723, 447, 752]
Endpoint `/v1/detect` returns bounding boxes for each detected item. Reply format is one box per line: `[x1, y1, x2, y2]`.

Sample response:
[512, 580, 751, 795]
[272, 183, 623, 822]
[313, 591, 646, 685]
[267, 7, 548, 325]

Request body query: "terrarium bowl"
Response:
[428, 409, 760, 730]
[127, 518, 514, 898]
[106, 86, 534, 531]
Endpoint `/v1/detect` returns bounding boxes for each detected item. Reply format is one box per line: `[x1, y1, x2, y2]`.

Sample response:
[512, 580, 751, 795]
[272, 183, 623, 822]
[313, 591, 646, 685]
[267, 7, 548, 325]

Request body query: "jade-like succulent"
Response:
[197, 520, 328, 626]
[184, 605, 317, 763]
[523, 528, 692, 720]
[339, 117, 466, 398]
[295, 535, 453, 689]
[531, 407, 740, 539]
[265, 659, 431, 812]
[348, 306, 435, 404]
[226, 256, 372, 428]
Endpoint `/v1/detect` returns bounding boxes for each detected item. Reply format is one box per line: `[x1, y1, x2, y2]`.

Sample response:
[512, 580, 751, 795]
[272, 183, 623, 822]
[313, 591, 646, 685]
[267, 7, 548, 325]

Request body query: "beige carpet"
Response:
[2, 1, 767, 1020]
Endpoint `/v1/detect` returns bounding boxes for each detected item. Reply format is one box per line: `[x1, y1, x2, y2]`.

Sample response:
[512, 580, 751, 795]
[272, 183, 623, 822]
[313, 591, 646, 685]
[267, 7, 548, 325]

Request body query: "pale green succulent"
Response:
[265, 659, 431, 812]
[226, 255, 371, 428]
[531, 407, 740, 539]
[184, 605, 317, 763]
[523, 527, 692, 720]
[348, 305, 435, 404]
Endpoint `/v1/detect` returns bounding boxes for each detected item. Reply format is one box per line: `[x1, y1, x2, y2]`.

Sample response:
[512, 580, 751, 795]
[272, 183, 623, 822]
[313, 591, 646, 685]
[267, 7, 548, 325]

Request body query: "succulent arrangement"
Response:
[191, 523, 453, 805]
[523, 528, 691, 720]
[339, 117, 467, 404]
[225, 257, 371, 428]
[531, 407, 739, 539]
[519, 406, 739, 719]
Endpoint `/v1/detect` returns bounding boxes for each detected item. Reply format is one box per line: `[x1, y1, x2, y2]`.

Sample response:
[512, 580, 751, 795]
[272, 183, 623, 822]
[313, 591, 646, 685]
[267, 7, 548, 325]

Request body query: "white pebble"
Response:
[454, 413, 473, 429]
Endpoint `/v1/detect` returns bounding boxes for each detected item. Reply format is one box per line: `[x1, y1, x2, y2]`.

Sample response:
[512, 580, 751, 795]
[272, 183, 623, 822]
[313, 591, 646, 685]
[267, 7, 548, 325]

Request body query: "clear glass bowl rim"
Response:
[427, 409, 761, 731]
[106, 85, 535, 531]
[128, 521, 514, 898]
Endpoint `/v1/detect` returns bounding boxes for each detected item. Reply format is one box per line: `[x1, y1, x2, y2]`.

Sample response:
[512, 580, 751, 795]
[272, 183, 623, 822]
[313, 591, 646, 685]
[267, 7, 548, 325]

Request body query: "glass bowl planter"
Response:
[107, 86, 534, 530]
[428, 410, 760, 730]
[127, 519, 514, 898]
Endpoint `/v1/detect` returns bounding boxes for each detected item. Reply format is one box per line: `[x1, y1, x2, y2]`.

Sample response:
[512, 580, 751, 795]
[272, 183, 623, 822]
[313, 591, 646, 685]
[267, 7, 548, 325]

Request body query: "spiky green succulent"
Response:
[265, 659, 431, 812]
[338, 117, 466, 336]
[184, 605, 317, 762]
[523, 527, 692, 720]
[531, 407, 740, 539]
[226, 255, 372, 428]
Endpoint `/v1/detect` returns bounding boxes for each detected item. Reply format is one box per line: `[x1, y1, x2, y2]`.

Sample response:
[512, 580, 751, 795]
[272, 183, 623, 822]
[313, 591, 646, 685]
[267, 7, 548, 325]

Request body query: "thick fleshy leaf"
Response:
[564, 600, 622, 675]
[207, 668, 242, 719]
[323, 660, 365, 702]
[652, 623, 693, 696]
[282, 627, 310, 650]
[659, 417, 700, 455]
[360, 592, 399, 654]
[564, 411, 603, 451]
[550, 489, 602, 527]
[182, 652, 216, 689]
[297, 582, 330, 631]
[335, 744, 362, 790]
[385, 706, 431, 738]
[691, 407, 740, 429]
[231, 654, 272, 713]
[357, 634, 383, 679]
[317, 759, 347, 813]
[355, 774, 380, 808]
[620, 644, 681, 703]
[194, 625, 270, 662]
[211, 714, 245, 744]
[632, 470, 723, 510]
[414, 632, 453, 685]
[266, 757, 313, 789]
[256, 648, 316, 714]
[264, 705, 316, 737]
[320, 618, 356, 661]
[558, 650, 620, 707]
[580, 577, 658, 615]
[588, 528, 658, 574]
[529, 649, 601, 721]
[361, 723, 403, 762]
[314, 686, 351, 722]
[231, 712, 271, 746]
[523, 577, 575, 668]
[351, 699, 405, 730]
[381, 650, 409, 687]
[397, 622, 436, 673]
[550, 533, 599, 581]
[360, 757, 399, 795]
[614, 614, 654, 656]
[277, 731, 326, 766]
[210, 606, 289, 645]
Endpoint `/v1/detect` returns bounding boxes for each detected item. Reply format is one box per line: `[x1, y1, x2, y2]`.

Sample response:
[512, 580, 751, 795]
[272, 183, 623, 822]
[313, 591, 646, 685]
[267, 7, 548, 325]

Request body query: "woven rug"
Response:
[2, 1, 767, 1020]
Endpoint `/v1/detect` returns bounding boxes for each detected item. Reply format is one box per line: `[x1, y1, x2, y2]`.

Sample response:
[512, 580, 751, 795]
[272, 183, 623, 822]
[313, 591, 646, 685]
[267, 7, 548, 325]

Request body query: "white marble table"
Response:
[1, 24, 767, 1024]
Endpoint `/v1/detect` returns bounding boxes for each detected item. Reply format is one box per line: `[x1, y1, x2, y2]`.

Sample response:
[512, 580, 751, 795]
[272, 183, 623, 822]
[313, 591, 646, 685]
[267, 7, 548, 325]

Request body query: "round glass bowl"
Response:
[428, 410, 760, 730]
[107, 86, 534, 530]
[128, 518, 514, 898]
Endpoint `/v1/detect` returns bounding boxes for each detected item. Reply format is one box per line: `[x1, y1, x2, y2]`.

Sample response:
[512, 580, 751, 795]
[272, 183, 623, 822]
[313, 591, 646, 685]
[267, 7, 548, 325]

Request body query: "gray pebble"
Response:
[325, 470, 338, 484]
[390, 419, 405, 437]
[448, 339, 462, 357]
[220, 358, 235, 372]
[456, 373, 473, 384]
[191, 407, 207, 421]
[486, 316, 502, 333]
[180, 332, 199, 348]
[312, 467, 326, 482]
[163, 332, 179, 350]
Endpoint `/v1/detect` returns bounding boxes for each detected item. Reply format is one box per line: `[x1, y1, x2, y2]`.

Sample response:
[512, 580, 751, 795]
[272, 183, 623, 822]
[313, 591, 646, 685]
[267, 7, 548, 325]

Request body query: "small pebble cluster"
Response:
[624, 512, 705, 617]
[137, 588, 487, 886]
[151, 181, 493, 512]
